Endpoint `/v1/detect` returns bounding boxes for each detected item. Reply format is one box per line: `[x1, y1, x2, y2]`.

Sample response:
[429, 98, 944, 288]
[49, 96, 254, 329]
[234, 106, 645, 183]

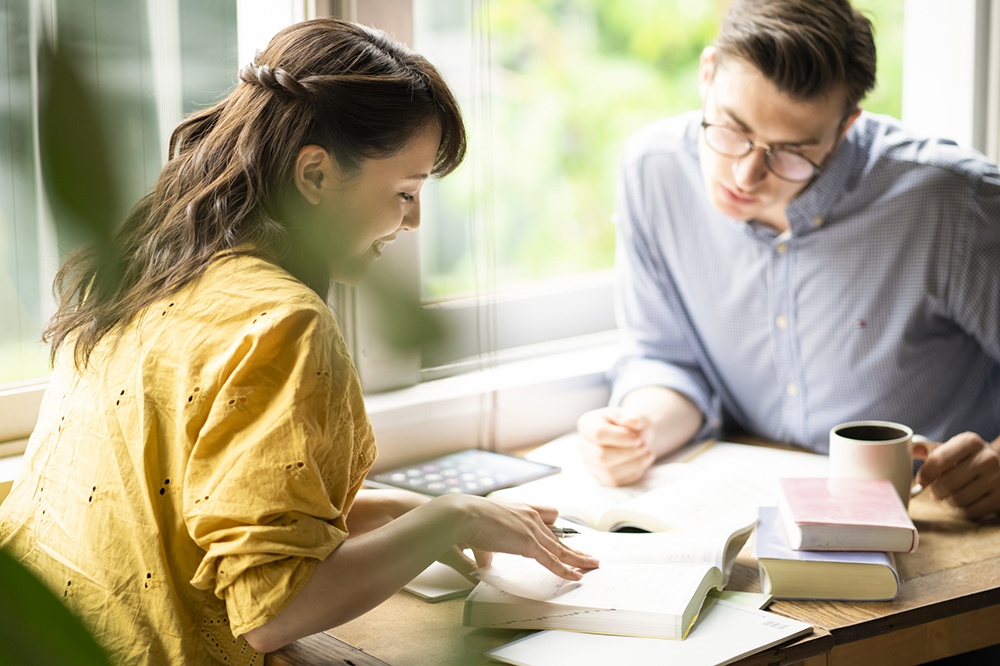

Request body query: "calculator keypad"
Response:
[371, 450, 558, 496]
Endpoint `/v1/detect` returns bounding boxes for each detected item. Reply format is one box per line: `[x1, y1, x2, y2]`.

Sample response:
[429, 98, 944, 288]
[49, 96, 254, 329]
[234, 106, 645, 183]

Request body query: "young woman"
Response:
[0, 19, 596, 665]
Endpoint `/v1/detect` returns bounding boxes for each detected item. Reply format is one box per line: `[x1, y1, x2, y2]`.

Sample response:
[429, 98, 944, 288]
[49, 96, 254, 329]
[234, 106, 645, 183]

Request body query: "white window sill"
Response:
[0, 440, 27, 504]
[365, 333, 616, 472]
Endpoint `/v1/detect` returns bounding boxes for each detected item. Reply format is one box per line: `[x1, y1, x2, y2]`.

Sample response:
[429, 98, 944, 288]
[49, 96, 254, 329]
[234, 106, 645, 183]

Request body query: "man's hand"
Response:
[914, 431, 1000, 519]
[576, 407, 656, 486]
[577, 387, 704, 487]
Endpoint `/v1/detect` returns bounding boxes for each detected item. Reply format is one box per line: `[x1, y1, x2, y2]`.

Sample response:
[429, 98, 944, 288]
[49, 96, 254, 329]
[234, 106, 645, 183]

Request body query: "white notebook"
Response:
[403, 561, 475, 602]
[485, 598, 812, 666]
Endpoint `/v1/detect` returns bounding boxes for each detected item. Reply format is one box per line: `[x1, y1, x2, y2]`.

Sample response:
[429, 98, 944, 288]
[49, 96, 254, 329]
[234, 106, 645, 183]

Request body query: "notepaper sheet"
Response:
[486, 598, 812, 666]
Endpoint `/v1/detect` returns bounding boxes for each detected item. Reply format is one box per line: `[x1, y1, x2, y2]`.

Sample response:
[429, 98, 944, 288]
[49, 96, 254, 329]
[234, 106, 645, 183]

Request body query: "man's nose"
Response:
[733, 147, 769, 190]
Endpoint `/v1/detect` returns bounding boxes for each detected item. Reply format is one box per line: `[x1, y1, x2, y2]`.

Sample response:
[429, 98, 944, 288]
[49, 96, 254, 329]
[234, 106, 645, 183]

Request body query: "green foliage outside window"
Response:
[418, 0, 905, 298]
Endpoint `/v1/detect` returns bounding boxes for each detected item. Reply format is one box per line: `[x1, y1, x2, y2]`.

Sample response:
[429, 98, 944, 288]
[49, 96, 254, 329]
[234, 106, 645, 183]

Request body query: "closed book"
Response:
[754, 507, 900, 601]
[777, 477, 918, 552]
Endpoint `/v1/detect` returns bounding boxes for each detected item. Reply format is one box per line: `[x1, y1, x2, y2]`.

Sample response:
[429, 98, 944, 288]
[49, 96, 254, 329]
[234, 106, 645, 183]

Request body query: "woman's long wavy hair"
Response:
[43, 18, 466, 368]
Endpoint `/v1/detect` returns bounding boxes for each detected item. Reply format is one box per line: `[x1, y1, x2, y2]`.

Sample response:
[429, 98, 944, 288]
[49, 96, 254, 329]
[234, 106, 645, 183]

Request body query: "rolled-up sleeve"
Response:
[951, 166, 1000, 364]
[609, 146, 714, 427]
[183, 304, 372, 635]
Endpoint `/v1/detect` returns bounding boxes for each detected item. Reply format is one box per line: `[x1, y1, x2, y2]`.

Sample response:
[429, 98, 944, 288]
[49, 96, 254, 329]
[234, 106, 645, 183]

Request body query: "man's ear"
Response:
[839, 107, 863, 140]
[294, 145, 332, 206]
[698, 46, 716, 103]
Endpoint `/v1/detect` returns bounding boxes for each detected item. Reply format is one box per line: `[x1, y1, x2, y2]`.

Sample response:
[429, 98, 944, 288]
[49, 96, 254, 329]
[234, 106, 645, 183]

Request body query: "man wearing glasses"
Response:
[578, 0, 1000, 519]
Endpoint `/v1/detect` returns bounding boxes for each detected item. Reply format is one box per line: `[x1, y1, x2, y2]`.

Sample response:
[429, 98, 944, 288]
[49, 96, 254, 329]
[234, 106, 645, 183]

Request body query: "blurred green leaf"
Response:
[368, 265, 446, 352]
[0, 548, 112, 666]
[37, 37, 120, 252]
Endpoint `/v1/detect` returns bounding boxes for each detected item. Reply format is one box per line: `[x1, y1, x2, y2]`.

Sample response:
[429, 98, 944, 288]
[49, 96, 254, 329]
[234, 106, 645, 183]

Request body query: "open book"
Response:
[484, 597, 813, 666]
[490, 434, 828, 532]
[464, 518, 754, 639]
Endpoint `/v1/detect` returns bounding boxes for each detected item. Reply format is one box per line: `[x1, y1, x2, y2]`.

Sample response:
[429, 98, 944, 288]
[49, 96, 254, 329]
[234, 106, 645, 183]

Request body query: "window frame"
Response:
[4, 0, 999, 468]
[345, 0, 619, 386]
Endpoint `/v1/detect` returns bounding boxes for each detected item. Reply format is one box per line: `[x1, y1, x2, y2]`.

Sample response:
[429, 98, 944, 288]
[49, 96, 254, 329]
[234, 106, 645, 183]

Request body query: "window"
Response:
[354, 0, 911, 462]
[361, 0, 908, 380]
[0, 0, 238, 447]
[0, 0, 993, 466]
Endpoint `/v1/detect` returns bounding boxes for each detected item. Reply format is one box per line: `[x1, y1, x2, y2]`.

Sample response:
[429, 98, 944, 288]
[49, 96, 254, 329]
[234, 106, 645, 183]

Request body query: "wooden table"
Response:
[268, 485, 1000, 666]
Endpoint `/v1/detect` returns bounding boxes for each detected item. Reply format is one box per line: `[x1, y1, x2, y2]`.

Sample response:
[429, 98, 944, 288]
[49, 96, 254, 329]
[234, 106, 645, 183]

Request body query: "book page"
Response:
[488, 472, 644, 529]
[547, 564, 714, 615]
[684, 443, 829, 498]
[472, 555, 584, 600]
[498, 438, 828, 533]
[599, 466, 766, 531]
[600, 444, 829, 531]
[486, 599, 813, 666]
[474, 553, 716, 615]
[569, 523, 750, 572]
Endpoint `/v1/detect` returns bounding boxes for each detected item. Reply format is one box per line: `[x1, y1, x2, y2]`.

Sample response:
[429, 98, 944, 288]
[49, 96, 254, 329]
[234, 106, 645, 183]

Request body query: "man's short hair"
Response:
[715, 0, 877, 111]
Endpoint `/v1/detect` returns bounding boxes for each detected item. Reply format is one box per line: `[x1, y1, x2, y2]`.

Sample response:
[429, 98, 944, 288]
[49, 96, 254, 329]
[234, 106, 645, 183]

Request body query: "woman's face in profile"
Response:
[300, 122, 441, 285]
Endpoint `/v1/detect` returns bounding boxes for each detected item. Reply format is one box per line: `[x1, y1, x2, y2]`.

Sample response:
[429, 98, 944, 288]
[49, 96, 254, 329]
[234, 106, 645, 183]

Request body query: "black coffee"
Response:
[836, 425, 907, 441]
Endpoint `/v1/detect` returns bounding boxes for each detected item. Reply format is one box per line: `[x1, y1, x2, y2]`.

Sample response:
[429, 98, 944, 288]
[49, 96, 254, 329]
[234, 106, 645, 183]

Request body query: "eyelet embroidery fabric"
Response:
[0, 253, 376, 665]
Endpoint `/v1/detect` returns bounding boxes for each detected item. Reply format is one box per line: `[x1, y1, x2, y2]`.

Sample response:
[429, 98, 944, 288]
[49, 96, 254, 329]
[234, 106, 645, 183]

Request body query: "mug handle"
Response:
[910, 434, 936, 497]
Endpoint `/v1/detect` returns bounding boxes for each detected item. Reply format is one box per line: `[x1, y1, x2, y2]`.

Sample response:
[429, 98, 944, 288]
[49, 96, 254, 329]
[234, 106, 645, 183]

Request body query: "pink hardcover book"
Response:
[777, 477, 918, 553]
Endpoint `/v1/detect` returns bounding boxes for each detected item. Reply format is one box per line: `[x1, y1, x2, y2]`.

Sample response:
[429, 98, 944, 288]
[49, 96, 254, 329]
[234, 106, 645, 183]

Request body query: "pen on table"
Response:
[548, 526, 580, 539]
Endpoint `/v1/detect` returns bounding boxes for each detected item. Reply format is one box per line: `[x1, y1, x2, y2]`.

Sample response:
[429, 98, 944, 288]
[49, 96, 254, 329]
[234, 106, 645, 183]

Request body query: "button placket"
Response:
[771, 238, 805, 441]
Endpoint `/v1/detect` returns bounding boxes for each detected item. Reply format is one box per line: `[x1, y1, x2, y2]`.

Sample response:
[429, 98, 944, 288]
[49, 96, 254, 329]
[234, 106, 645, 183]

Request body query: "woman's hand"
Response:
[439, 495, 599, 581]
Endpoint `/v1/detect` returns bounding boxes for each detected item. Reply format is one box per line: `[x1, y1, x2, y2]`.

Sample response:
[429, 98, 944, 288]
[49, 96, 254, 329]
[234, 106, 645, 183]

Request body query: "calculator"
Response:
[366, 449, 561, 496]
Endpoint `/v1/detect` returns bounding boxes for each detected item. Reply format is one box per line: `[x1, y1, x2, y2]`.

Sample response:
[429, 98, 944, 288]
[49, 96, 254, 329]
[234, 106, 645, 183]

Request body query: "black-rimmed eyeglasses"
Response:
[700, 120, 824, 183]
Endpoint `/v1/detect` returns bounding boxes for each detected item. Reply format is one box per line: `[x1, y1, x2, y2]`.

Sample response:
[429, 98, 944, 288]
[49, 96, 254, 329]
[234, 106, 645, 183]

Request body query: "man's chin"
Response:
[710, 193, 757, 221]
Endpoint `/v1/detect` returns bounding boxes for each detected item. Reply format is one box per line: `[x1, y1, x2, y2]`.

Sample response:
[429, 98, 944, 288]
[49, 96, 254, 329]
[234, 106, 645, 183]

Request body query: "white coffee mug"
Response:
[829, 421, 916, 509]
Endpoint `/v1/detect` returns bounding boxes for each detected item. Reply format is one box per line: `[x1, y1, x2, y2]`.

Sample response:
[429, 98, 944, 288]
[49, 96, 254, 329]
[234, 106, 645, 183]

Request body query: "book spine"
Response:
[462, 586, 480, 627]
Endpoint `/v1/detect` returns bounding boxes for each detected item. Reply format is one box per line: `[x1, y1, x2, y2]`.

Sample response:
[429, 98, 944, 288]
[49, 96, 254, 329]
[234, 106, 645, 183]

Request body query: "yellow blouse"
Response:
[0, 253, 377, 665]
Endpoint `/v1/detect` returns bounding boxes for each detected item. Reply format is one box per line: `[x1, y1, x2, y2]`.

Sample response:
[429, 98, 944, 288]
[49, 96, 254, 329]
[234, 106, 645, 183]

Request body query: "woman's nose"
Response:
[401, 200, 421, 231]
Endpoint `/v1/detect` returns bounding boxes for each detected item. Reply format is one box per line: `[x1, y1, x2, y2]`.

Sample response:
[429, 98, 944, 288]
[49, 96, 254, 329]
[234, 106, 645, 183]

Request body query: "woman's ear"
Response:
[294, 145, 332, 206]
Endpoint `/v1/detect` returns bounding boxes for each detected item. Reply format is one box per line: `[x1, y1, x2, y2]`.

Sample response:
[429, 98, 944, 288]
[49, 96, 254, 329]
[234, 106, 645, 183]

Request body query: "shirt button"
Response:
[775, 315, 788, 329]
[786, 383, 799, 396]
[812, 215, 824, 227]
[776, 242, 788, 255]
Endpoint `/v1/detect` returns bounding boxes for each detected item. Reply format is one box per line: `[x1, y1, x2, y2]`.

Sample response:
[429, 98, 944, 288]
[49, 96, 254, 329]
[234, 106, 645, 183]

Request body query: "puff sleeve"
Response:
[183, 302, 375, 636]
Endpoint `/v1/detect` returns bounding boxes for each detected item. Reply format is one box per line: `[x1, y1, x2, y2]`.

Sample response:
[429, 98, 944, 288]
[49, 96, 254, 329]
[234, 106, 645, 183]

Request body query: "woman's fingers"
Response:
[438, 544, 478, 582]
[459, 497, 599, 580]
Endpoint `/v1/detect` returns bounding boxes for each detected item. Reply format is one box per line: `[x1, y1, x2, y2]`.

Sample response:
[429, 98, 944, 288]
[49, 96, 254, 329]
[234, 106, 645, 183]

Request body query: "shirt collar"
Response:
[783, 124, 860, 236]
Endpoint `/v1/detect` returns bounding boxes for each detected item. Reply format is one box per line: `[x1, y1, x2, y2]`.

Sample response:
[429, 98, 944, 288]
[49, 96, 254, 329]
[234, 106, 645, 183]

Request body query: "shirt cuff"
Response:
[190, 517, 348, 636]
[609, 357, 713, 420]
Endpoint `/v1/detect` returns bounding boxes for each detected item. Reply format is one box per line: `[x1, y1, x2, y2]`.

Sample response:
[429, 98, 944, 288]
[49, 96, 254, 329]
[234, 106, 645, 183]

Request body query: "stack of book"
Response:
[754, 477, 918, 601]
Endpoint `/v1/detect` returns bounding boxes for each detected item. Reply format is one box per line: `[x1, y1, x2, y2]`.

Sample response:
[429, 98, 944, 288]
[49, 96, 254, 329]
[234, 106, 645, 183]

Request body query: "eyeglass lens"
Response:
[703, 125, 816, 182]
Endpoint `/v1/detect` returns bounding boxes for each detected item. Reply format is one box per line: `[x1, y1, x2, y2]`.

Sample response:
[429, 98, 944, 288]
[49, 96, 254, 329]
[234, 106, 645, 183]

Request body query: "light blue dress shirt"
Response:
[610, 111, 1000, 453]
